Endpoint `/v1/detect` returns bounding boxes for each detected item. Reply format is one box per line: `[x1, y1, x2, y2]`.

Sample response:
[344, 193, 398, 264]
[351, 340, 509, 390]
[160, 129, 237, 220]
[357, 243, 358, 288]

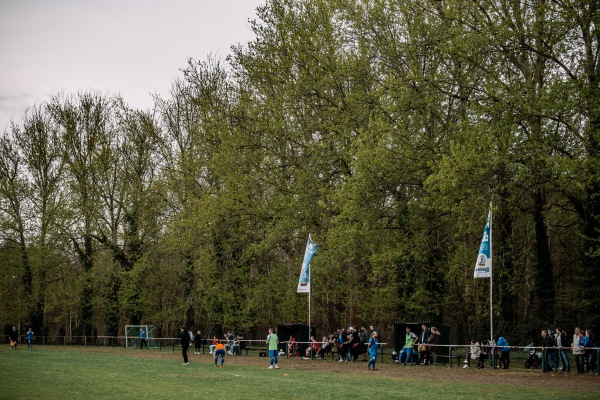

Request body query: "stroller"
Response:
[524, 343, 541, 369]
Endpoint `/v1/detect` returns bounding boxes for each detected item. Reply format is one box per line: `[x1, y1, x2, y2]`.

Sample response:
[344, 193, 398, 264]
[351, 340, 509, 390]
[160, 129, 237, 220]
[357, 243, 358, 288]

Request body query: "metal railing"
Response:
[3, 335, 598, 374]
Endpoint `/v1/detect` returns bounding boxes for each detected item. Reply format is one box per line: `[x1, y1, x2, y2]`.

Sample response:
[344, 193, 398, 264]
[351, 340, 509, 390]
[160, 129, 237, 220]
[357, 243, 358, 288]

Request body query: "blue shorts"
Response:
[215, 349, 225, 358]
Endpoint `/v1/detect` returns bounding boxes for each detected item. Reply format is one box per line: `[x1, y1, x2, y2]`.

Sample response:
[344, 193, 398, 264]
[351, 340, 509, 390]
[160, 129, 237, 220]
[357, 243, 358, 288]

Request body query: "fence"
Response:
[2, 334, 598, 374]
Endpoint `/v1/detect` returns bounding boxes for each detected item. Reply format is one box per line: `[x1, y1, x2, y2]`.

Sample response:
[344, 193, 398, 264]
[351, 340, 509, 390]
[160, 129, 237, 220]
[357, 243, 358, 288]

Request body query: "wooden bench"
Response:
[242, 346, 267, 356]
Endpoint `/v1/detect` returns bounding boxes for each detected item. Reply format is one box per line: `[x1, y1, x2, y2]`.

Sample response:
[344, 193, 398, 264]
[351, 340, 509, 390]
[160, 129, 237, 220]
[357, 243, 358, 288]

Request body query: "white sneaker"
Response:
[209, 352, 213, 354]
[274, 364, 280, 369]
[183, 362, 189, 365]
[268, 365, 274, 369]
[463, 365, 469, 368]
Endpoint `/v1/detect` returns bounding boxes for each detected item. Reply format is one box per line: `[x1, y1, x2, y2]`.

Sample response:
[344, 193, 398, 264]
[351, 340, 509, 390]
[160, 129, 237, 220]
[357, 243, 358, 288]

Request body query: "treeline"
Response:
[1, 0, 599, 344]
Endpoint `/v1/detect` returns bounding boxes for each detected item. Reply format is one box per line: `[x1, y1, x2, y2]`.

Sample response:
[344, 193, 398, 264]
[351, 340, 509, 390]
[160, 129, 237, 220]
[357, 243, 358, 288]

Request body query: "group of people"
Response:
[205, 332, 245, 356]
[177, 327, 280, 369]
[463, 335, 511, 369]
[541, 327, 597, 374]
[285, 326, 382, 370]
[283, 325, 379, 363]
[461, 327, 598, 374]
[395, 324, 443, 366]
[149, 323, 598, 375]
[7, 326, 35, 350]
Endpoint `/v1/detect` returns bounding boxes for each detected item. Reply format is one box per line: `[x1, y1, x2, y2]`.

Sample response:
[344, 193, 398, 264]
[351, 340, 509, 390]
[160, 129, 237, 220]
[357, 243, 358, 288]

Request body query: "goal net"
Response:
[125, 325, 158, 349]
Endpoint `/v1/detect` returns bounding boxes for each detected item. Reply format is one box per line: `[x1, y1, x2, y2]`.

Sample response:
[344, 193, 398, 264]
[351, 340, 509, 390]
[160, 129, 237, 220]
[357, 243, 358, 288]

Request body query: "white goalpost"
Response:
[125, 325, 158, 349]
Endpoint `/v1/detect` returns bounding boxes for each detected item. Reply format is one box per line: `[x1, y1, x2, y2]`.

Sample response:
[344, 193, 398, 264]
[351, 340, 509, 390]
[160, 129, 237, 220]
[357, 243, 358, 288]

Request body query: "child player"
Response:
[367, 331, 379, 370]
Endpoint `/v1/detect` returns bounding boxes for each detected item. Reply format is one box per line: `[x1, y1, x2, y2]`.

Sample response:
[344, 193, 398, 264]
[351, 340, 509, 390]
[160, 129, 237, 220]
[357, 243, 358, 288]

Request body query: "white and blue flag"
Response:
[474, 207, 492, 278]
[297, 234, 318, 293]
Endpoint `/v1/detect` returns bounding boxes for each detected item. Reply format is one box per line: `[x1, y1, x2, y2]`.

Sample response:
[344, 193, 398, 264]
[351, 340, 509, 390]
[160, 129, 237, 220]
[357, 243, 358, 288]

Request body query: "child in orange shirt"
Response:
[214, 342, 226, 367]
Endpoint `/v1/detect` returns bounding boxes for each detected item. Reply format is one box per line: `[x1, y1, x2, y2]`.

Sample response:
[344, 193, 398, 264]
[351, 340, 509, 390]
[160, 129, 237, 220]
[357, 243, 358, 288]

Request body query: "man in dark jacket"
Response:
[419, 324, 431, 365]
[359, 326, 369, 360]
[541, 330, 554, 372]
[9, 326, 18, 350]
[180, 327, 190, 365]
[348, 327, 361, 361]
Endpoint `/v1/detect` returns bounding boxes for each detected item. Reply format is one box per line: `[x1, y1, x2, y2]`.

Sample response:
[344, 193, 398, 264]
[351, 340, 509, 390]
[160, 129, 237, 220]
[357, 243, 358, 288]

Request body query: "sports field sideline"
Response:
[1, 346, 598, 399]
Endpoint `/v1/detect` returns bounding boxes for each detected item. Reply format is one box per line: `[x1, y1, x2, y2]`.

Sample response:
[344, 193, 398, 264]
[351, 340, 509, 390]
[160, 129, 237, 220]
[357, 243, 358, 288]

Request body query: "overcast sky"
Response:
[0, 0, 264, 132]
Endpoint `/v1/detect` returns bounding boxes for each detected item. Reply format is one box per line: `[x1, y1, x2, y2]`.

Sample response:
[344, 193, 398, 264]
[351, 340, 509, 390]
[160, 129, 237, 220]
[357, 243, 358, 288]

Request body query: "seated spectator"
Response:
[304, 336, 319, 359]
[223, 333, 231, 352]
[398, 326, 418, 365]
[477, 340, 489, 369]
[230, 335, 241, 355]
[318, 336, 332, 359]
[463, 339, 481, 368]
[287, 335, 298, 358]
[226, 332, 236, 355]
[209, 336, 219, 354]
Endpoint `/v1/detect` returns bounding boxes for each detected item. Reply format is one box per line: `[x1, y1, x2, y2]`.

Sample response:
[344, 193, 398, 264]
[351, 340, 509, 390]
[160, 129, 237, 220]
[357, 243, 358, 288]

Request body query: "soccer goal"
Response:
[125, 325, 158, 349]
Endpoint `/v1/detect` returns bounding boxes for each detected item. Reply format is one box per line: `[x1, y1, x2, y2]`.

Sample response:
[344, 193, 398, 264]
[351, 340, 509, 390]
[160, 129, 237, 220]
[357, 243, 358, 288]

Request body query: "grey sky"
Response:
[0, 0, 264, 132]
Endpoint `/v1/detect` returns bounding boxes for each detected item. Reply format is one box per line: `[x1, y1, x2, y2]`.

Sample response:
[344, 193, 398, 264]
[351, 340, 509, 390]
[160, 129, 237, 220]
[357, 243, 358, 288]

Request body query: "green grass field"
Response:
[1, 346, 598, 399]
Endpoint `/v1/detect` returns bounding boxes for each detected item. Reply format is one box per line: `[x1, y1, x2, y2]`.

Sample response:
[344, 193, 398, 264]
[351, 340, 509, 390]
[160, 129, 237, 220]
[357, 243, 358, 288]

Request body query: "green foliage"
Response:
[2, 0, 600, 344]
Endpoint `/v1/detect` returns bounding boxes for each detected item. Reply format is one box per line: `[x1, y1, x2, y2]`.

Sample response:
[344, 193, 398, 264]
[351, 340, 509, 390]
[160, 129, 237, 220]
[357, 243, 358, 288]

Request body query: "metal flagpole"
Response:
[489, 202, 493, 343]
[309, 291, 311, 344]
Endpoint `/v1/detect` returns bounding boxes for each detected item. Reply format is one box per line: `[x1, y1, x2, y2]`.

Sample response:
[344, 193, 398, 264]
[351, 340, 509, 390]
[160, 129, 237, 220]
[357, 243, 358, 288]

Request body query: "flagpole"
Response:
[489, 202, 493, 343]
[309, 291, 311, 342]
[298, 234, 318, 345]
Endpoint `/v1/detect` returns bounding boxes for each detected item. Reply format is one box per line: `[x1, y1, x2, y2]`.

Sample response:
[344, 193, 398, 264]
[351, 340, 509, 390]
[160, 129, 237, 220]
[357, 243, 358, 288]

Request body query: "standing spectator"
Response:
[579, 329, 597, 374]
[496, 334, 510, 369]
[547, 328, 559, 371]
[428, 327, 441, 366]
[213, 341, 226, 368]
[140, 328, 148, 350]
[369, 325, 377, 339]
[180, 327, 190, 365]
[555, 327, 570, 373]
[266, 327, 279, 369]
[348, 327, 361, 361]
[398, 326, 418, 366]
[572, 327, 585, 374]
[367, 331, 379, 370]
[419, 324, 431, 365]
[9, 326, 18, 350]
[26, 327, 34, 349]
[487, 338, 498, 369]
[194, 331, 202, 354]
[338, 329, 348, 362]
[359, 326, 369, 360]
[541, 330, 553, 372]
[209, 335, 219, 354]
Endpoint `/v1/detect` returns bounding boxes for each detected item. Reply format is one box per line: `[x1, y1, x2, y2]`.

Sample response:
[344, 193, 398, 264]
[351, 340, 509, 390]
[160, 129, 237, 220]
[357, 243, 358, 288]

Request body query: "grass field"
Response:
[1, 346, 599, 399]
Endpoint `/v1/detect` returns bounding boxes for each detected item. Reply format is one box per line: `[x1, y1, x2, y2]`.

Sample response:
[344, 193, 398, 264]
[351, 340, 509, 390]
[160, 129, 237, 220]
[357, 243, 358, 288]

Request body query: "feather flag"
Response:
[297, 234, 318, 293]
[474, 207, 492, 278]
